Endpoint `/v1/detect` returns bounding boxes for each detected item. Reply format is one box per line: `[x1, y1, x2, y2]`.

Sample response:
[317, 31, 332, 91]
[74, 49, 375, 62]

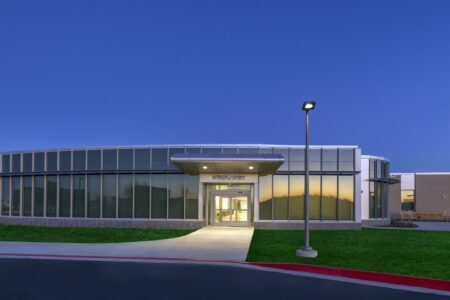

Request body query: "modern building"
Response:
[0, 144, 397, 230]
[389, 172, 450, 220]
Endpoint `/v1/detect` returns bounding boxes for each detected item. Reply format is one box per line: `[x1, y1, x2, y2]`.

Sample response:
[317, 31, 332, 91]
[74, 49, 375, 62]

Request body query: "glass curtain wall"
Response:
[22, 176, 32, 216]
[134, 174, 150, 218]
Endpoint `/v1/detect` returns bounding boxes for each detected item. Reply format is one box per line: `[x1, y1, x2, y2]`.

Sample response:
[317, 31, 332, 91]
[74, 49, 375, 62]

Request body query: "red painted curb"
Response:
[247, 262, 450, 292]
[1, 253, 448, 292]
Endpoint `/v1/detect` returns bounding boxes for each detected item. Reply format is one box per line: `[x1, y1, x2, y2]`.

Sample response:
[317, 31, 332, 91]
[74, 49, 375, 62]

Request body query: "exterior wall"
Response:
[360, 157, 370, 220]
[255, 221, 360, 230]
[388, 175, 401, 220]
[415, 174, 450, 214]
[0, 216, 205, 229]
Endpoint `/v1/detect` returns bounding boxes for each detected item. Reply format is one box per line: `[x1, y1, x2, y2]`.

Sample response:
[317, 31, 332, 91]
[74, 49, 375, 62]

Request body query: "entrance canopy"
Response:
[170, 153, 284, 175]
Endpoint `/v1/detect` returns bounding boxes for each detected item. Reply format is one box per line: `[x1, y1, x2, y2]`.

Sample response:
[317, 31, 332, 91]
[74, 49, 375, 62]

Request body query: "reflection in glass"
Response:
[185, 175, 198, 219]
[118, 175, 133, 218]
[59, 175, 71, 217]
[259, 175, 272, 220]
[376, 182, 382, 218]
[201, 148, 221, 155]
[222, 147, 238, 154]
[46, 176, 57, 217]
[134, 149, 150, 170]
[12, 154, 21, 172]
[73, 150, 86, 171]
[34, 152, 45, 172]
[309, 175, 321, 220]
[2, 155, 10, 173]
[289, 175, 304, 220]
[308, 149, 321, 171]
[152, 148, 168, 170]
[22, 176, 32, 216]
[169, 148, 185, 170]
[59, 151, 72, 171]
[103, 149, 117, 171]
[238, 148, 259, 154]
[87, 150, 101, 170]
[273, 175, 288, 220]
[401, 190, 415, 211]
[135, 174, 150, 218]
[289, 149, 304, 171]
[273, 149, 288, 171]
[169, 174, 184, 219]
[322, 149, 337, 171]
[151, 174, 167, 218]
[46, 152, 57, 171]
[1, 177, 10, 215]
[34, 176, 44, 217]
[369, 181, 375, 218]
[87, 175, 100, 218]
[338, 176, 354, 220]
[23, 153, 33, 172]
[118, 149, 133, 170]
[12, 177, 20, 216]
[322, 175, 337, 220]
[339, 149, 354, 171]
[102, 175, 117, 218]
[73, 175, 86, 217]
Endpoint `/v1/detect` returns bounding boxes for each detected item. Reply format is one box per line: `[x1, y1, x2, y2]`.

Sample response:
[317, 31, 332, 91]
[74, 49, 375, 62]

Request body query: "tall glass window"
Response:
[22, 176, 32, 216]
[134, 174, 150, 218]
[102, 149, 117, 171]
[338, 176, 354, 220]
[59, 175, 71, 217]
[34, 152, 45, 172]
[87, 175, 100, 218]
[46, 152, 57, 171]
[339, 149, 354, 171]
[289, 175, 304, 220]
[375, 182, 383, 218]
[289, 149, 304, 171]
[259, 175, 272, 220]
[2, 155, 10, 173]
[152, 148, 168, 170]
[185, 175, 198, 219]
[151, 174, 167, 218]
[401, 190, 415, 211]
[73, 150, 86, 171]
[12, 154, 21, 172]
[12, 177, 20, 216]
[73, 175, 86, 218]
[273, 149, 288, 171]
[309, 149, 321, 171]
[322, 175, 337, 220]
[369, 181, 375, 218]
[34, 176, 44, 217]
[118, 149, 133, 170]
[168, 148, 185, 170]
[46, 176, 57, 217]
[118, 175, 133, 218]
[322, 149, 337, 171]
[87, 150, 101, 171]
[102, 175, 117, 218]
[310, 175, 321, 220]
[169, 174, 184, 219]
[1, 177, 10, 215]
[135, 149, 150, 170]
[59, 151, 72, 171]
[23, 153, 32, 172]
[273, 175, 289, 220]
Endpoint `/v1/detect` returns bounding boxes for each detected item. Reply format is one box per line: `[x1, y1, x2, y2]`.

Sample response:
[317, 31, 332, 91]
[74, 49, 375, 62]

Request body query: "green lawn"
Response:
[246, 228, 450, 280]
[0, 224, 193, 243]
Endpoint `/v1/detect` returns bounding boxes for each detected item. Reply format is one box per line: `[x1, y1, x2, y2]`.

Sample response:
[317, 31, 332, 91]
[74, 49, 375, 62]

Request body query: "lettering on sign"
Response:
[211, 175, 246, 181]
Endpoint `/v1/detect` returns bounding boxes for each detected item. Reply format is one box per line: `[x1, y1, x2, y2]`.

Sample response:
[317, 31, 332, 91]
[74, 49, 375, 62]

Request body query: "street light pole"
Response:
[297, 101, 318, 258]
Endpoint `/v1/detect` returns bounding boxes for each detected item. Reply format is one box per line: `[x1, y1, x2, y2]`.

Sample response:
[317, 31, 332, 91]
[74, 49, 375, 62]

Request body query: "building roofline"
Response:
[392, 172, 450, 176]
[0, 144, 360, 154]
[361, 154, 390, 162]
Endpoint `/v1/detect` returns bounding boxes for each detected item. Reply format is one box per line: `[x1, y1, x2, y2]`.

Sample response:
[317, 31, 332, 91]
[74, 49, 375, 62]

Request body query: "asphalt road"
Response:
[0, 258, 446, 300]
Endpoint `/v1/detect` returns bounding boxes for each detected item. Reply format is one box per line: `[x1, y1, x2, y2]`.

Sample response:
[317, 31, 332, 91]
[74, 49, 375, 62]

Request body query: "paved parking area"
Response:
[0, 226, 254, 261]
[413, 222, 450, 231]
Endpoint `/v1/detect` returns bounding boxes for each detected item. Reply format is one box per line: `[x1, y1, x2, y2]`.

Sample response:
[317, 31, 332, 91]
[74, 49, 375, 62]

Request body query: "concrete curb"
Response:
[0, 253, 449, 296]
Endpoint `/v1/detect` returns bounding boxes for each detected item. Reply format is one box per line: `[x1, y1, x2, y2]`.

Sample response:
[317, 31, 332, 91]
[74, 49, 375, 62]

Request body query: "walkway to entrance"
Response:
[0, 226, 255, 262]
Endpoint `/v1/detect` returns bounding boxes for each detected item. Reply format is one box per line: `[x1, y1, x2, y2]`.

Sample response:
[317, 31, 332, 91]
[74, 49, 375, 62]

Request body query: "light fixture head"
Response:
[302, 100, 316, 111]
[248, 166, 254, 170]
[202, 165, 208, 170]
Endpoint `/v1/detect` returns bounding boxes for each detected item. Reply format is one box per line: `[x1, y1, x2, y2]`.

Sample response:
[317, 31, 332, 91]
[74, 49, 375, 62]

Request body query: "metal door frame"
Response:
[211, 190, 251, 226]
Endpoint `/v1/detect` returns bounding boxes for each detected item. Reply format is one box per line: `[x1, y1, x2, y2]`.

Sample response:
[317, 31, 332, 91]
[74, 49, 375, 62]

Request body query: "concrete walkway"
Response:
[413, 222, 450, 231]
[0, 226, 254, 262]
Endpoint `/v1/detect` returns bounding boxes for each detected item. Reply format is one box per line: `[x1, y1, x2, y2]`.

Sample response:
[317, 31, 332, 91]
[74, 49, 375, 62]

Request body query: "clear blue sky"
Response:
[1, 1, 450, 172]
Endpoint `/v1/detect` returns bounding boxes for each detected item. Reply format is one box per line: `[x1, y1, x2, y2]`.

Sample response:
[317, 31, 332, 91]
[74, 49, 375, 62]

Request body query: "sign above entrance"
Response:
[200, 174, 259, 183]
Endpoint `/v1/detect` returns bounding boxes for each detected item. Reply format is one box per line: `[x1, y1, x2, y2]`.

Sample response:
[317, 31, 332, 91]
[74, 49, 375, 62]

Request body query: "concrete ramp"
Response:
[0, 226, 254, 262]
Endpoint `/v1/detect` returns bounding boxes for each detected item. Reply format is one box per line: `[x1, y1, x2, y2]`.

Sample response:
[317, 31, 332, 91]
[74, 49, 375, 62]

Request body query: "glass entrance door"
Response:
[214, 194, 249, 226]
